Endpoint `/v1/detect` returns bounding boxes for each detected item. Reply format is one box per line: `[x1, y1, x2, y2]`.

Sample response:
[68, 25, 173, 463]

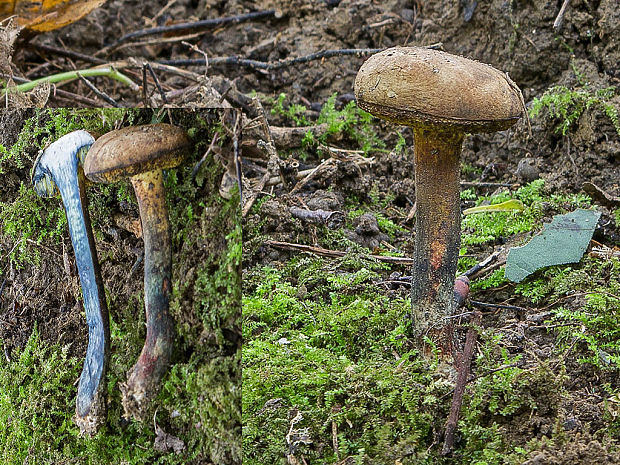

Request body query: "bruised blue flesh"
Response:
[32, 131, 110, 419]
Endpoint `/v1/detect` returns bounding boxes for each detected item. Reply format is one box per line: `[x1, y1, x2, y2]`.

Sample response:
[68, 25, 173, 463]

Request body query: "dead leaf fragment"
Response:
[0, 0, 106, 32]
[153, 424, 185, 454]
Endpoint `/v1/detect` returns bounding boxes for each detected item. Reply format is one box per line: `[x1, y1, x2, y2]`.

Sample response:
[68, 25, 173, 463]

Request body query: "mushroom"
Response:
[83, 123, 191, 419]
[31, 130, 110, 435]
[355, 47, 522, 344]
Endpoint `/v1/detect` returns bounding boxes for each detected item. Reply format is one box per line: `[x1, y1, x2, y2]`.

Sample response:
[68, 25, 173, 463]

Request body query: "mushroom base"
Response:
[122, 170, 175, 420]
[411, 127, 464, 351]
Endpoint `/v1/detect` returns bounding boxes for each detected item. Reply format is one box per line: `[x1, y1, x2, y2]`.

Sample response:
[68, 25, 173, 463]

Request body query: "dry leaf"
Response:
[0, 0, 106, 32]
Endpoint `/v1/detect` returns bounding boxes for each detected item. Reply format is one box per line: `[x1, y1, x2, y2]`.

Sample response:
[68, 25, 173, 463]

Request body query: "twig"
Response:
[231, 111, 243, 203]
[109, 10, 278, 49]
[553, 0, 571, 32]
[470, 300, 525, 312]
[158, 44, 443, 70]
[288, 159, 337, 195]
[49, 88, 103, 106]
[191, 132, 219, 179]
[442, 311, 481, 455]
[460, 181, 519, 189]
[28, 43, 107, 65]
[265, 240, 414, 265]
[462, 249, 504, 279]
[110, 32, 206, 52]
[182, 41, 208, 76]
[145, 62, 167, 104]
[76, 72, 121, 107]
[142, 65, 148, 107]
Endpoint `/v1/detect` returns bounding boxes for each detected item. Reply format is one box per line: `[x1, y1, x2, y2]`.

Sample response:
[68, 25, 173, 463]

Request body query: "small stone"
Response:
[516, 157, 540, 182]
[401, 8, 414, 23]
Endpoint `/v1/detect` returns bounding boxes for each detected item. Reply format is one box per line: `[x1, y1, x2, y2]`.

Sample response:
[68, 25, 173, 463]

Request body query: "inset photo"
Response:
[0, 108, 241, 464]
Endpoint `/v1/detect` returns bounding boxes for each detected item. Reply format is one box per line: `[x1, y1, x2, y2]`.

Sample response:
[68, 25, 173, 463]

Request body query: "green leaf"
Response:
[505, 209, 601, 282]
[463, 199, 525, 215]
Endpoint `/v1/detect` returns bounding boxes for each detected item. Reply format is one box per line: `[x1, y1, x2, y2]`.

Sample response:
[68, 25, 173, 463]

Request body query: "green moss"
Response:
[461, 179, 591, 247]
[530, 84, 620, 136]
[0, 109, 241, 463]
[542, 257, 620, 370]
[269, 93, 384, 156]
[243, 265, 445, 464]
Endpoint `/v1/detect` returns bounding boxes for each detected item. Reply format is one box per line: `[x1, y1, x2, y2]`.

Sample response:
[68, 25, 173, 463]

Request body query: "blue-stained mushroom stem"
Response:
[121, 170, 174, 418]
[31, 130, 110, 436]
[82, 123, 190, 419]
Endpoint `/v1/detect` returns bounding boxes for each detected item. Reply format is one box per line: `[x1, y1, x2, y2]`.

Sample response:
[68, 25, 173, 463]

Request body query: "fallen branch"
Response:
[265, 240, 414, 265]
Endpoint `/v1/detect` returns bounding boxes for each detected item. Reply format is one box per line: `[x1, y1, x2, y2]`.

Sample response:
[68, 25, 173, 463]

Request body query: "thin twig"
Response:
[145, 62, 167, 104]
[109, 10, 278, 49]
[191, 132, 219, 179]
[28, 43, 106, 66]
[265, 240, 415, 265]
[157, 44, 443, 70]
[76, 72, 121, 107]
[182, 41, 208, 76]
[460, 181, 519, 189]
[142, 64, 148, 107]
[470, 300, 525, 312]
[50, 88, 102, 106]
[553, 0, 571, 32]
[232, 111, 243, 203]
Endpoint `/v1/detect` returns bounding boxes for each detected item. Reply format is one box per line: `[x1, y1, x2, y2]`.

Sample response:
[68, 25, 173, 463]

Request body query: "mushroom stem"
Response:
[31, 131, 110, 435]
[122, 170, 174, 417]
[411, 128, 463, 339]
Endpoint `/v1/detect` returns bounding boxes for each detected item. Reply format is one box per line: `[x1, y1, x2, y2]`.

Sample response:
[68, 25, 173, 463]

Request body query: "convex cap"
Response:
[355, 47, 522, 133]
[84, 123, 191, 183]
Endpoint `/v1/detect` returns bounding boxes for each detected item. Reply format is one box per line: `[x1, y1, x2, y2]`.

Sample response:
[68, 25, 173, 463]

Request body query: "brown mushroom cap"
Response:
[355, 47, 522, 133]
[84, 123, 191, 183]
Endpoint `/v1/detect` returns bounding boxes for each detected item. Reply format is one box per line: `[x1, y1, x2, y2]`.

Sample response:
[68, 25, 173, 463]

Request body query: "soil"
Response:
[1, 0, 619, 463]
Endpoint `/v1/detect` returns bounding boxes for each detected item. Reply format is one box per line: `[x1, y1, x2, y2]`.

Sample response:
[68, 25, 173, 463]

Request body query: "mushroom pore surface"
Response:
[83, 123, 191, 183]
[354, 46, 522, 133]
